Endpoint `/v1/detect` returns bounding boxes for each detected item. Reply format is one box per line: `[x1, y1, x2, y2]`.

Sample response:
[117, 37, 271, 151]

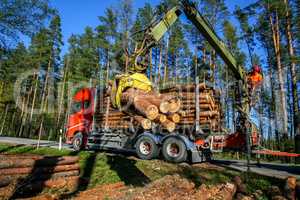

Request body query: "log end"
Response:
[159, 101, 170, 114]
[146, 105, 159, 120]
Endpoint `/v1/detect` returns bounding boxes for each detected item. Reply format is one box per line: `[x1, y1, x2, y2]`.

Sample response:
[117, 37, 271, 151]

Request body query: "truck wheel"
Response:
[162, 137, 187, 163]
[136, 136, 159, 160]
[72, 132, 85, 151]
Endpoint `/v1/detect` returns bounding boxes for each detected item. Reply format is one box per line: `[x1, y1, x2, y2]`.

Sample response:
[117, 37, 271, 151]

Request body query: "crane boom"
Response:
[181, 0, 244, 81]
[148, 0, 245, 81]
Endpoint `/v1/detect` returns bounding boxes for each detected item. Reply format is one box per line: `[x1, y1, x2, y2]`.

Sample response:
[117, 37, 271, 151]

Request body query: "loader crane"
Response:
[110, 0, 252, 147]
[66, 0, 269, 163]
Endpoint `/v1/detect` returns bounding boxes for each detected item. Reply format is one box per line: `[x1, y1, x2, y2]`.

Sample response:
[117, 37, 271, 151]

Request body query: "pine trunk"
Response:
[163, 36, 169, 86]
[269, 8, 289, 136]
[284, 0, 299, 133]
[149, 48, 153, 82]
[40, 57, 52, 113]
[157, 45, 163, 85]
[106, 49, 110, 87]
[56, 59, 69, 130]
[0, 104, 8, 135]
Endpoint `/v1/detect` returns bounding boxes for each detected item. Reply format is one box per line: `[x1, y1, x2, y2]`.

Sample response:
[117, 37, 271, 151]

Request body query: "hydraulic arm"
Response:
[147, 0, 246, 81]
[113, 0, 251, 138]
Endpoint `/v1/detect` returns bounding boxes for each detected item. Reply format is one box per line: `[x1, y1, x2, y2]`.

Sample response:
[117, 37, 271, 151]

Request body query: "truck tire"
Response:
[162, 137, 187, 163]
[72, 132, 84, 151]
[135, 135, 159, 160]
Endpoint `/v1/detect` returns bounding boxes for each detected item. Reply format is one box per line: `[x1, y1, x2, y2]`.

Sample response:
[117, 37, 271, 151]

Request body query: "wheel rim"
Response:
[74, 138, 82, 148]
[166, 143, 180, 157]
[139, 141, 152, 155]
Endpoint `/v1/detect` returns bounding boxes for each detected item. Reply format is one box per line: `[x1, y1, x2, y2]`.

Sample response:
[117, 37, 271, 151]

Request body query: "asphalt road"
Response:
[212, 159, 300, 180]
[1, 136, 299, 180]
[0, 136, 72, 150]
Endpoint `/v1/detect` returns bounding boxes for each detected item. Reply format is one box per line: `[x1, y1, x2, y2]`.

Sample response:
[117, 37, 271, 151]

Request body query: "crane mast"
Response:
[120, 0, 251, 134]
[131, 0, 250, 113]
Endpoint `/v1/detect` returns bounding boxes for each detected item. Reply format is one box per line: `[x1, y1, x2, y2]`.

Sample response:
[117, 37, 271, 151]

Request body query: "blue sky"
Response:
[47, 0, 257, 55]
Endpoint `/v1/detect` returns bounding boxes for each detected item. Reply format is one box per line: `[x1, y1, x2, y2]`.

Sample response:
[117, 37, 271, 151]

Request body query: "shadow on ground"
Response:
[107, 154, 151, 186]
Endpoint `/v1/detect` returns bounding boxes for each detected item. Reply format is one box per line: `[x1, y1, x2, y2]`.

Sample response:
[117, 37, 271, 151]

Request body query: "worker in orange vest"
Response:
[247, 65, 263, 93]
[247, 65, 263, 106]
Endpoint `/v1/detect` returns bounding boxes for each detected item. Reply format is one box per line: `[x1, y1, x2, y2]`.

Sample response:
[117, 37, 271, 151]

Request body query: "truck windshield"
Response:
[83, 100, 90, 109]
[71, 101, 82, 114]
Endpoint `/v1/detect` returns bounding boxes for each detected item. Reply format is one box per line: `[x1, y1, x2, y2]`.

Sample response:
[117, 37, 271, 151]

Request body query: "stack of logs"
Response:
[95, 88, 181, 133]
[160, 83, 223, 132]
[95, 82, 222, 134]
[0, 154, 80, 199]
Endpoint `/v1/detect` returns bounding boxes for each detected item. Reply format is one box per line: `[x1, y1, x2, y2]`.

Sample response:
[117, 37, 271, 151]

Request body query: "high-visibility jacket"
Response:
[248, 72, 263, 88]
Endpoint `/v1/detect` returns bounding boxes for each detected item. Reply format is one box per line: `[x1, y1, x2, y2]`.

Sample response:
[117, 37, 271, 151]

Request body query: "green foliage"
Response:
[0, 0, 54, 49]
[244, 172, 273, 193]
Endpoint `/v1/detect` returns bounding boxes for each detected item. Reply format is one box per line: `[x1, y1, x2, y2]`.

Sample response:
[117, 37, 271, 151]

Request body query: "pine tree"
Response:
[0, 0, 54, 49]
[118, 0, 133, 72]
[283, 0, 299, 134]
[97, 7, 118, 84]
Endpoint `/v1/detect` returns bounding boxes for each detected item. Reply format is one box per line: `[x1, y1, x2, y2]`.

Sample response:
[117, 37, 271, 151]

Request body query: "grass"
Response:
[213, 151, 299, 165]
[0, 143, 279, 197]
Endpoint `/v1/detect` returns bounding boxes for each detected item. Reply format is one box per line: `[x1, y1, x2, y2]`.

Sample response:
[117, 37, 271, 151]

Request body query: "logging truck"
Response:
[65, 0, 260, 163]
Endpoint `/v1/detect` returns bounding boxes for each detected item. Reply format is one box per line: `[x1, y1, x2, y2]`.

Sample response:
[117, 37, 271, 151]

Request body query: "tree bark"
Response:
[167, 113, 180, 123]
[269, 7, 289, 135]
[149, 48, 153, 82]
[40, 56, 52, 113]
[106, 49, 110, 87]
[162, 119, 175, 133]
[0, 104, 8, 135]
[163, 35, 169, 86]
[284, 0, 299, 134]
[134, 116, 152, 130]
[157, 45, 163, 85]
[56, 58, 69, 130]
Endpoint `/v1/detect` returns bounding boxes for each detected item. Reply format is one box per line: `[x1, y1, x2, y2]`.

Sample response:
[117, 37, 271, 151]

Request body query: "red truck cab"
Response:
[65, 88, 95, 150]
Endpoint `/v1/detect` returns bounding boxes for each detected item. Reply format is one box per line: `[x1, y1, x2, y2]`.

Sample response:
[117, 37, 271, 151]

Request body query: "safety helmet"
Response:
[253, 65, 261, 73]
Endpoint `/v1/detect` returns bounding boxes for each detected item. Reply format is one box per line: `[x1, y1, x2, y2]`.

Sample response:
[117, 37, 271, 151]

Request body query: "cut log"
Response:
[168, 99, 181, 113]
[168, 113, 180, 123]
[0, 154, 44, 160]
[134, 97, 159, 120]
[0, 176, 12, 188]
[21, 176, 80, 194]
[0, 170, 80, 183]
[121, 90, 159, 120]
[162, 119, 176, 133]
[0, 163, 80, 175]
[34, 170, 80, 181]
[155, 114, 167, 123]
[284, 176, 296, 200]
[136, 94, 171, 114]
[105, 96, 111, 129]
[159, 101, 170, 114]
[181, 105, 214, 111]
[0, 185, 14, 200]
[160, 83, 206, 92]
[0, 156, 79, 169]
[134, 116, 152, 130]
[199, 111, 219, 118]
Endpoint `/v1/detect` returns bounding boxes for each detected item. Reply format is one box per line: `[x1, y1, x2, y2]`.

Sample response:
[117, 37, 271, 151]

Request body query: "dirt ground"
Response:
[72, 174, 236, 200]
[18, 162, 299, 200]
